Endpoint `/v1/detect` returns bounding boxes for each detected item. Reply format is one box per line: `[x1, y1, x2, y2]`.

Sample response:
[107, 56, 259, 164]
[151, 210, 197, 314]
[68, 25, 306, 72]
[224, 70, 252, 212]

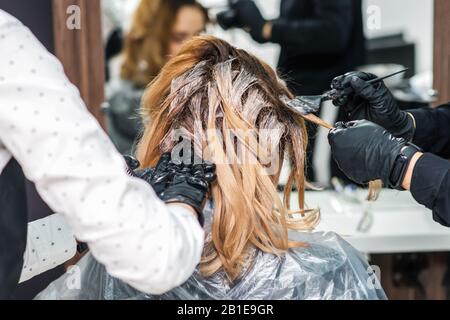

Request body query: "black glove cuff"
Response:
[392, 112, 416, 142]
[161, 187, 207, 227]
[164, 196, 206, 227]
[389, 143, 422, 190]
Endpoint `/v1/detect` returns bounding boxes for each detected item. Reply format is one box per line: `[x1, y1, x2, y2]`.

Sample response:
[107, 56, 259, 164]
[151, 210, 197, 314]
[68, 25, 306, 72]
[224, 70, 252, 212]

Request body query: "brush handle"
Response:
[325, 68, 409, 101]
[367, 68, 409, 85]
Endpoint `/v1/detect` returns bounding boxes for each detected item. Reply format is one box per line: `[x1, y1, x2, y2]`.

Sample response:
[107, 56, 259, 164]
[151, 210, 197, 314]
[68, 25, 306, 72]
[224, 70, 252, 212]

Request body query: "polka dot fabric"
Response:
[0, 10, 204, 294]
[20, 214, 77, 283]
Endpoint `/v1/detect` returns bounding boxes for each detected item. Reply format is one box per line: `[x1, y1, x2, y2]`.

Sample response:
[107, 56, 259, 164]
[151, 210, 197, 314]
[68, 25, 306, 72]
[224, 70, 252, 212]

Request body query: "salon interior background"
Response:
[99, 0, 450, 301]
[106, 0, 434, 74]
[104, 0, 435, 185]
[1, 0, 447, 301]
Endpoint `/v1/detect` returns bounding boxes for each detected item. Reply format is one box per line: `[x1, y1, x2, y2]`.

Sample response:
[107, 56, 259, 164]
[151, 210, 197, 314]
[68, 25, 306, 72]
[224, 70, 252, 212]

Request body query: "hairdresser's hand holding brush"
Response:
[125, 154, 216, 226]
[331, 71, 416, 142]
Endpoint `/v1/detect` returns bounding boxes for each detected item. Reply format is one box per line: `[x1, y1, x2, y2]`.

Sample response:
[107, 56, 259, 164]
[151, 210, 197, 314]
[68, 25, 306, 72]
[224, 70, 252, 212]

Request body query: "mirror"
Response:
[100, 0, 435, 185]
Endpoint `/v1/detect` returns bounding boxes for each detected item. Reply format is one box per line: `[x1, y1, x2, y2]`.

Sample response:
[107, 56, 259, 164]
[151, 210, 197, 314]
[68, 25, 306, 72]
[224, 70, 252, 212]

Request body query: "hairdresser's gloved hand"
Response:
[124, 155, 140, 176]
[129, 153, 176, 196]
[125, 153, 179, 195]
[234, 0, 267, 43]
[128, 154, 217, 225]
[331, 71, 415, 141]
[159, 161, 217, 226]
[328, 120, 407, 187]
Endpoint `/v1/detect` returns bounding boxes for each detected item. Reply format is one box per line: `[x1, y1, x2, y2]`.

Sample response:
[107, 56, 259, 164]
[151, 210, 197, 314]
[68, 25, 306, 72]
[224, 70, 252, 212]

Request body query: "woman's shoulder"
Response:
[284, 231, 386, 299]
[287, 231, 366, 273]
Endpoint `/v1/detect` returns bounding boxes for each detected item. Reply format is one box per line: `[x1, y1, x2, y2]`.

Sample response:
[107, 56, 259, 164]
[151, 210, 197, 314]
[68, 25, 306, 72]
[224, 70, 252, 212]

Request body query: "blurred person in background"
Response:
[107, 0, 209, 155]
[224, 0, 366, 181]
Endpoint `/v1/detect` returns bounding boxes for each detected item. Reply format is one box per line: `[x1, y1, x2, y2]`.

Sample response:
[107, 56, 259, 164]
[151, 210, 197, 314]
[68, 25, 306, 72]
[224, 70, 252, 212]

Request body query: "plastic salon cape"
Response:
[36, 204, 386, 300]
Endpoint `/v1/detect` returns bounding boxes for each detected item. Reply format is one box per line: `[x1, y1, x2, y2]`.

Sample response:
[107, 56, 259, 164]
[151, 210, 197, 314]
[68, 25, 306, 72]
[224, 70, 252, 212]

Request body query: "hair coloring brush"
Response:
[286, 68, 409, 117]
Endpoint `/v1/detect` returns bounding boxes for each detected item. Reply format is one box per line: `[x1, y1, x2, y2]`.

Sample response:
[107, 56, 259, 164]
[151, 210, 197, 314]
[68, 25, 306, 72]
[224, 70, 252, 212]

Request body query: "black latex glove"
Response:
[234, 0, 267, 43]
[328, 120, 407, 187]
[125, 154, 217, 225]
[331, 71, 415, 141]
[125, 154, 190, 196]
[135, 153, 184, 196]
[159, 162, 217, 224]
[124, 155, 140, 176]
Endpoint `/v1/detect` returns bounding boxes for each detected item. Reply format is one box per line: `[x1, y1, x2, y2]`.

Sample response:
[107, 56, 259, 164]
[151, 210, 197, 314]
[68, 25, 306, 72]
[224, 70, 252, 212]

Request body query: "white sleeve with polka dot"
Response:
[0, 141, 11, 174]
[20, 214, 77, 283]
[0, 10, 204, 294]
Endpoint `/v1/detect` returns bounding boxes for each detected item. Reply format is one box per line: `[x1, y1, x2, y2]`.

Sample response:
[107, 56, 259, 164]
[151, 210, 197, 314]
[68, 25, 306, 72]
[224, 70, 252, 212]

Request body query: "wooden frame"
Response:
[52, 0, 106, 128]
[434, 0, 450, 105]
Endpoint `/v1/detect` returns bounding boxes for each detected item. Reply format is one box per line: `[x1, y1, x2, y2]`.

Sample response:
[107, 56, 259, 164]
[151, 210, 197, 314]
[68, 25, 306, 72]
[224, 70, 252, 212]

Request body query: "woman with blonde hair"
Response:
[37, 36, 386, 300]
[108, 0, 208, 155]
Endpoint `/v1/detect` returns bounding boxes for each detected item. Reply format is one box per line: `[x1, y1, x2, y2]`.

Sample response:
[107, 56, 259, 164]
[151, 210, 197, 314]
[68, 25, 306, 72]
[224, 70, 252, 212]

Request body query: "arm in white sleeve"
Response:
[20, 214, 77, 283]
[0, 10, 204, 294]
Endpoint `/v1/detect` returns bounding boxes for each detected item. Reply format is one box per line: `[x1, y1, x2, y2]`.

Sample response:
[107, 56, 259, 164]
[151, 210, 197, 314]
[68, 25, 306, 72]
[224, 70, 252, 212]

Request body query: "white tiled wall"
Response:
[364, 0, 434, 74]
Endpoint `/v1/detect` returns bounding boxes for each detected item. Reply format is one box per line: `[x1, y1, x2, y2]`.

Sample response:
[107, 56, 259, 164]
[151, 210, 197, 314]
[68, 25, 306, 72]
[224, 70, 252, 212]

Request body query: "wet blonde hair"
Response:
[137, 36, 325, 280]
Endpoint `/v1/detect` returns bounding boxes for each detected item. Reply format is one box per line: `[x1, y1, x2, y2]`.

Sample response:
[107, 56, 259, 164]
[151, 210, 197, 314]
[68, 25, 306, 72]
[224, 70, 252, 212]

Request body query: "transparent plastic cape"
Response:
[36, 204, 386, 300]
